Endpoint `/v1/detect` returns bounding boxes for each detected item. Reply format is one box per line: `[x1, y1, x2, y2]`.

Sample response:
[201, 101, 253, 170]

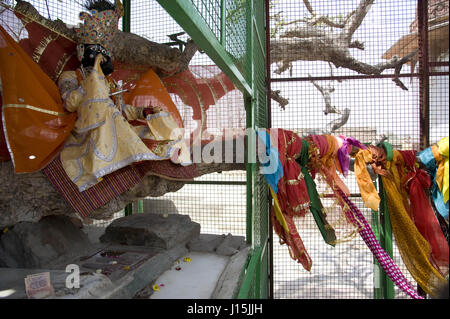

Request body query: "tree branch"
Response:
[270, 90, 289, 110]
[280, 25, 332, 39]
[173, 39, 199, 75]
[302, 0, 316, 16]
[301, 0, 345, 29]
[326, 107, 350, 133]
[309, 77, 339, 115]
[342, 0, 375, 42]
[13, 1, 189, 76]
[309, 76, 350, 133]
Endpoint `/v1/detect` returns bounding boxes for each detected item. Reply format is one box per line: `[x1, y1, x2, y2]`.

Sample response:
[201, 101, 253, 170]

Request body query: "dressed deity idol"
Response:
[57, 0, 191, 191]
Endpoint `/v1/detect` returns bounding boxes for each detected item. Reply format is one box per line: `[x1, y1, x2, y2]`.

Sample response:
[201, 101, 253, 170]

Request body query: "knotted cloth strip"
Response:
[436, 137, 449, 204]
[337, 135, 367, 177]
[379, 144, 447, 297]
[354, 149, 381, 211]
[419, 146, 449, 219]
[256, 130, 284, 193]
[271, 129, 312, 271]
[336, 188, 423, 299]
[307, 135, 362, 243]
[298, 139, 337, 246]
[400, 150, 449, 277]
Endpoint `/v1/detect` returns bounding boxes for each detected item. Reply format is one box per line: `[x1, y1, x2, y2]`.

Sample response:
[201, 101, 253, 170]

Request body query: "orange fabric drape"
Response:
[0, 26, 76, 172]
[308, 135, 362, 241]
[310, 135, 350, 196]
[122, 68, 183, 128]
[354, 149, 381, 211]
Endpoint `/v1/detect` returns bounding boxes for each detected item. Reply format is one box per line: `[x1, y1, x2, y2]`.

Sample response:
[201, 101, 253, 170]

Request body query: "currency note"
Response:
[24, 272, 55, 299]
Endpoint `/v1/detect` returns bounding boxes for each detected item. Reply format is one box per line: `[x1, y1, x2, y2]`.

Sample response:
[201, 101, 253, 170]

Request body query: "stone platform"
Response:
[0, 213, 249, 299]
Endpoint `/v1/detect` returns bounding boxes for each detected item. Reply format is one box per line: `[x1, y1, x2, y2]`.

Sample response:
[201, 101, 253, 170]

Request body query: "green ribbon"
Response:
[299, 139, 337, 246]
[381, 142, 394, 162]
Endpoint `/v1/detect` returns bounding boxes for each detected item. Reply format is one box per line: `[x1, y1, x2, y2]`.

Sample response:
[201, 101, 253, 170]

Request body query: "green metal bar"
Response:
[122, 0, 130, 32]
[252, 16, 266, 61]
[220, 0, 226, 46]
[237, 247, 262, 298]
[137, 200, 143, 213]
[378, 178, 395, 299]
[371, 207, 384, 299]
[245, 0, 256, 246]
[246, 107, 255, 245]
[371, 177, 385, 299]
[156, 0, 252, 96]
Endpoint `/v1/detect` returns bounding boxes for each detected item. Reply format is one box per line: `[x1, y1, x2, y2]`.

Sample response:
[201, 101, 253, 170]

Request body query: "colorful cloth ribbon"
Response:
[380, 143, 447, 297]
[353, 149, 381, 211]
[298, 139, 337, 246]
[337, 136, 367, 177]
[336, 188, 423, 299]
[419, 146, 449, 219]
[400, 150, 449, 278]
[307, 135, 362, 243]
[272, 129, 312, 271]
[310, 135, 350, 195]
[256, 130, 283, 193]
[436, 137, 449, 204]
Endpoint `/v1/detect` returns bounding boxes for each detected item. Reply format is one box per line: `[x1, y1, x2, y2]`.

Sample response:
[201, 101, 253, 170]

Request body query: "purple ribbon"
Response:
[337, 136, 367, 177]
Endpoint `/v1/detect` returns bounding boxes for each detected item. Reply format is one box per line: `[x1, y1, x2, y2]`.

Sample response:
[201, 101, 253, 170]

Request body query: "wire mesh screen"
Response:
[143, 173, 247, 236]
[1, 0, 84, 25]
[268, 0, 448, 299]
[130, 0, 248, 238]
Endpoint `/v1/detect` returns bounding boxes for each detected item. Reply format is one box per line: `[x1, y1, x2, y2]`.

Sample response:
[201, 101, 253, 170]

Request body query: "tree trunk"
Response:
[0, 160, 245, 228]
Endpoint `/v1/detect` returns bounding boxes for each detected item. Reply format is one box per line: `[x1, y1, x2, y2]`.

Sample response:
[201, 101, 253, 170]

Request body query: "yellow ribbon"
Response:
[354, 149, 380, 211]
[390, 150, 410, 203]
[269, 186, 289, 234]
[436, 137, 449, 204]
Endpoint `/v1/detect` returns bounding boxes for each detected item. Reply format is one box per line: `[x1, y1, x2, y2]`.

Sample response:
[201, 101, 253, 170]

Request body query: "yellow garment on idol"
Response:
[58, 56, 189, 191]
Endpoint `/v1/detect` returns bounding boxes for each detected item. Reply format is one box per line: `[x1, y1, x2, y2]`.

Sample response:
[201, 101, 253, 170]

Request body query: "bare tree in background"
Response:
[269, 0, 417, 132]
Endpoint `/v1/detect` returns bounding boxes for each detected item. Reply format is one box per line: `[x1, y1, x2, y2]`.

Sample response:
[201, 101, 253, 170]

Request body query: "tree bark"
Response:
[13, 1, 195, 76]
[0, 160, 245, 228]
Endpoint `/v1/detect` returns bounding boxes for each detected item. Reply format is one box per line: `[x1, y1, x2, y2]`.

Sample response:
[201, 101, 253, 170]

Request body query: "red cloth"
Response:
[400, 150, 449, 277]
[273, 129, 312, 271]
[42, 156, 198, 218]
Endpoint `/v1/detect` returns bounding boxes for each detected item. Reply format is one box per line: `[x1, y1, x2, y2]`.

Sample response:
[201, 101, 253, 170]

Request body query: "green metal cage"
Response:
[155, 0, 269, 298]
